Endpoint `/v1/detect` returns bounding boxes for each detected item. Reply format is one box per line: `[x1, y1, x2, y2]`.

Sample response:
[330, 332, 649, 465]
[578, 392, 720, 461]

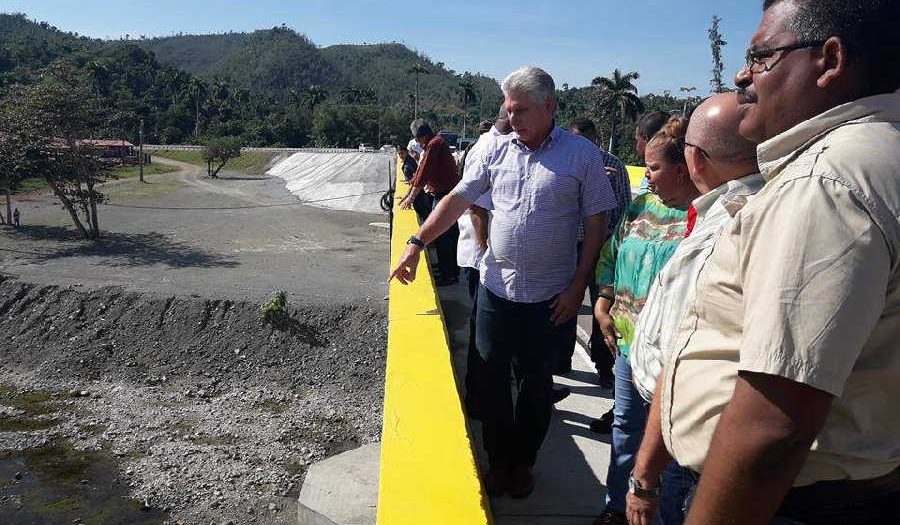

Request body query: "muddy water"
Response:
[0, 442, 169, 525]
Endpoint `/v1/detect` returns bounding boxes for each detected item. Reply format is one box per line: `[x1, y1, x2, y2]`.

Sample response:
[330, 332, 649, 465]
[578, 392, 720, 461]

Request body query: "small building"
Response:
[81, 139, 135, 159]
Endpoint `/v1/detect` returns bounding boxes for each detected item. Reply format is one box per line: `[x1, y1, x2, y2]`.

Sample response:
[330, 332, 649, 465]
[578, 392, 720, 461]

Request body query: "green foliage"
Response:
[201, 136, 242, 178]
[0, 60, 114, 238]
[259, 290, 288, 326]
[708, 16, 730, 93]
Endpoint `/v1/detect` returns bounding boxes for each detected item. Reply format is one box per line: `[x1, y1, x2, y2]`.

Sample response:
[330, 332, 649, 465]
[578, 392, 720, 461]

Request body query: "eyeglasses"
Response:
[684, 141, 710, 159]
[743, 41, 826, 74]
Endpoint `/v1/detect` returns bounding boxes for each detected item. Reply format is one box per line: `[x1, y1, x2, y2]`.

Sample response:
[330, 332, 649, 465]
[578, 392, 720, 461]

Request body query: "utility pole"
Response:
[138, 118, 145, 183]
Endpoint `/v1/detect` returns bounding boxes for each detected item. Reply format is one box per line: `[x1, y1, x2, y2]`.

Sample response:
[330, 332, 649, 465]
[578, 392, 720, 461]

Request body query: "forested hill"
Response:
[137, 29, 500, 110]
[0, 13, 503, 147]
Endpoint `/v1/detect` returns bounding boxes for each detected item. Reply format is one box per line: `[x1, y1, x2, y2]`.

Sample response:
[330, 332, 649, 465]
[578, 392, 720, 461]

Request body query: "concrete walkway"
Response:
[437, 281, 613, 525]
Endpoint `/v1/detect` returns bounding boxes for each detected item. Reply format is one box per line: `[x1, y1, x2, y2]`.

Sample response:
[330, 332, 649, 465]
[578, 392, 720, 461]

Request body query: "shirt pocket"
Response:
[488, 166, 522, 211]
[531, 167, 580, 215]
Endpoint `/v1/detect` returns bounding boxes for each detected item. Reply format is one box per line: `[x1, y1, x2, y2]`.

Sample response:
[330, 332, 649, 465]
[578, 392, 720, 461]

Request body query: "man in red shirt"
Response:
[400, 119, 461, 285]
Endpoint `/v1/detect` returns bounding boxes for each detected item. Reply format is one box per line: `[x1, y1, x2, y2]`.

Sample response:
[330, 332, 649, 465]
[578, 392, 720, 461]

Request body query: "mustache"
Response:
[736, 87, 758, 103]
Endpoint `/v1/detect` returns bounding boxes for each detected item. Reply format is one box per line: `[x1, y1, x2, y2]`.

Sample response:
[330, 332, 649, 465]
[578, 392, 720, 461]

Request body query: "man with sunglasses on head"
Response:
[629, 1, 900, 524]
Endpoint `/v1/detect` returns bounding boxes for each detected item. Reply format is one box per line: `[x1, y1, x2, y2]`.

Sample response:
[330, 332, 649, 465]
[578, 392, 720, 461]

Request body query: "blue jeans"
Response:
[605, 353, 648, 513]
[658, 461, 694, 524]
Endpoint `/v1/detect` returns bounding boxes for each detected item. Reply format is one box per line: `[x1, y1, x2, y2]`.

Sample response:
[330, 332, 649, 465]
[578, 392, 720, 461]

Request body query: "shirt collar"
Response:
[692, 172, 766, 218]
[757, 89, 900, 182]
[512, 124, 561, 152]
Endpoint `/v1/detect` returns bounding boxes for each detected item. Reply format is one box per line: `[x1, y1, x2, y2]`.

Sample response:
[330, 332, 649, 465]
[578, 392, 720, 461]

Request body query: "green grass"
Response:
[153, 149, 279, 176]
[107, 162, 177, 179]
[14, 162, 177, 195]
[152, 149, 204, 165]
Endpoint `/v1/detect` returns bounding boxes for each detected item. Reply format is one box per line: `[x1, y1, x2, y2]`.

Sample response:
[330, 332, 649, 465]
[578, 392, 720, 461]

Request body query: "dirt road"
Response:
[0, 156, 390, 305]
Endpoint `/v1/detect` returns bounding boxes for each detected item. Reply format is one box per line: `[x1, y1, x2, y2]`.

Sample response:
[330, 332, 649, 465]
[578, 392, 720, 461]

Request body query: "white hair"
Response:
[501, 66, 555, 105]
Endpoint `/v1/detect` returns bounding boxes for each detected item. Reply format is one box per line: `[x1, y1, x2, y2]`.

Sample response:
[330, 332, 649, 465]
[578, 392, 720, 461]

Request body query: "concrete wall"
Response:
[378, 161, 491, 524]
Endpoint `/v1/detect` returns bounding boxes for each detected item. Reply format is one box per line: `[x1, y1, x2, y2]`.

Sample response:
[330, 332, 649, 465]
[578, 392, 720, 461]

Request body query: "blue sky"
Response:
[4, 0, 764, 95]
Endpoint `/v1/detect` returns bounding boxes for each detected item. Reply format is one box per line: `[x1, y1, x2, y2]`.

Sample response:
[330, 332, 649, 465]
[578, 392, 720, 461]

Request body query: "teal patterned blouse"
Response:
[596, 192, 688, 357]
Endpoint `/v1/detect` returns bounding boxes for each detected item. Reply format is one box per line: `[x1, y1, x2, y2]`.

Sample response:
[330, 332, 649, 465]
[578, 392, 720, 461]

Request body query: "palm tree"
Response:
[406, 64, 430, 119]
[302, 85, 328, 110]
[458, 78, 476, 137]
[85, 60, 110, 96]
[591, 69, 644, 154]
[187, 77, 207, 138]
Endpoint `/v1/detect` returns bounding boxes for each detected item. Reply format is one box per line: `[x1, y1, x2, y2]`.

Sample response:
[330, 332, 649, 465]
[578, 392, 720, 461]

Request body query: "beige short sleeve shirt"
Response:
[661, 90, 900, 487]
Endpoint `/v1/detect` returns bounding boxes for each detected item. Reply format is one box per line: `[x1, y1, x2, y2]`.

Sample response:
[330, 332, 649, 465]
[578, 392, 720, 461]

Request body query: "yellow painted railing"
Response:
[626, 165, 646, 189]
[377, 161, 492, 525]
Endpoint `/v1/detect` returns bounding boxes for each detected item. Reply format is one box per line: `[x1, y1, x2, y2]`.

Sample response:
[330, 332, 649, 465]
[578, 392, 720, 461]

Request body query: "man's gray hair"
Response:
[409, 119, 433, 139]
[501, 67, 555, 105]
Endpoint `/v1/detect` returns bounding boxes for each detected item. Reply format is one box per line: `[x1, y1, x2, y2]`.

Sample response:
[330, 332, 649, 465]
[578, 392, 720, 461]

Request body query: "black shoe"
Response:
[551, 385, 571, 404]
[589, 407, 614, 433]
[434, 275, 459, 287]
[597, 375, 614, 389]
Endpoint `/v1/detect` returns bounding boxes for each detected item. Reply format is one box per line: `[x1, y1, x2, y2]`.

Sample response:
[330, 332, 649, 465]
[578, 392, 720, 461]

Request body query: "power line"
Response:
[102, 190, 386, 211]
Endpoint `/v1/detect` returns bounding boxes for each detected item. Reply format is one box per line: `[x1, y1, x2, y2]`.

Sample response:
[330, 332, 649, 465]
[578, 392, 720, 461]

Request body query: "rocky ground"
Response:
[0, 156, 390, 524]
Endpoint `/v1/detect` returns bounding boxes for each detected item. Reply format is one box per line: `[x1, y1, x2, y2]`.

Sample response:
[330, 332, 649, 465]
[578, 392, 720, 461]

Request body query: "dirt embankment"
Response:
[0, 274, 387, 524]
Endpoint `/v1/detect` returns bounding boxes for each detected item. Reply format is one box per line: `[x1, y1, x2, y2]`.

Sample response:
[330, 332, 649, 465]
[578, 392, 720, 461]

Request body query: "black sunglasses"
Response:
[743, 40, 826, 73]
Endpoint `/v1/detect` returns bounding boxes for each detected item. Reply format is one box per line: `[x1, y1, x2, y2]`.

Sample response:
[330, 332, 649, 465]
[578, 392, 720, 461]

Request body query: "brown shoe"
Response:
[508, 466, 535, 498]
[484, 466, 509, 496]
[592, 510, 626, 525]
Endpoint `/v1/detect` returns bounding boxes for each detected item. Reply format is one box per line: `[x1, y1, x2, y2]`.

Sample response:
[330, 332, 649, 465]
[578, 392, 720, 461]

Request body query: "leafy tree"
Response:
[591, 69, 644, 155]
[708, 15, 730, 93]
[201, 136, 242, 178]
[1, 61, 113, 238]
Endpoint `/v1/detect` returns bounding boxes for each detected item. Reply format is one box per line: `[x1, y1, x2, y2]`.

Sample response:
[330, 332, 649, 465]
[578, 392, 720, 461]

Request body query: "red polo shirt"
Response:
[409, 135, 460, 195]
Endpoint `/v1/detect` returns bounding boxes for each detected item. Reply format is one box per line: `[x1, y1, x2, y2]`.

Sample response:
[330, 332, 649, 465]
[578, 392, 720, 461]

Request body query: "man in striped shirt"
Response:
[391, 66, 617, 497]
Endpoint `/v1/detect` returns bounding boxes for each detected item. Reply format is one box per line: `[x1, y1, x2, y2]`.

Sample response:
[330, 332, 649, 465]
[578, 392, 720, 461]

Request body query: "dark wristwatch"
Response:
[407, 235, 425, 248]
[628, 472, 661, 498]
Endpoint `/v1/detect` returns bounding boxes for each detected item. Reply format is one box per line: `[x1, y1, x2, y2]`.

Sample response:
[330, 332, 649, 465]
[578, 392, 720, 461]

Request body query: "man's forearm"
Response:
[685, 373, 832, 525]
[416, 192, 472, 245]
[633, 372, 673, 485]
[572, 213, 609, 290]
[405, 185, 423, 202]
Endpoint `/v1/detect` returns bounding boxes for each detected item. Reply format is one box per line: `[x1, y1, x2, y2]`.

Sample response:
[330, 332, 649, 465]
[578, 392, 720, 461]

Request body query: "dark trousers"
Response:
[683, 468, 900, 524]
[431, 193, 459, 280]
[570, 241, 615, 381]
[413, 191, 433, 223]
[475, 285, 576, 468]
[462, 267, 484, 417]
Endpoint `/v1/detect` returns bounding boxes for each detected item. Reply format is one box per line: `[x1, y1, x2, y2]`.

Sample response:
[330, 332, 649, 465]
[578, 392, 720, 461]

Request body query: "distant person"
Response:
[459, 110, 511, 419]
[400, 118, 461, 286]
[634, 111, 672, 194]
[398, 144, 433, 224]
[589, 109, 672, 435]
[392, 66, 616, 498]
[563, 118, 631, 398]
[12, 207, 20, 228]
[406, 137, 424, 162]
[397, 143, 418, 183]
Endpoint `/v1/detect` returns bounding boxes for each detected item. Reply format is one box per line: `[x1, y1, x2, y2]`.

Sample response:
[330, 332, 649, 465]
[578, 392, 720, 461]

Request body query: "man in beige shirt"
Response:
[627, 1, 900, 524]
